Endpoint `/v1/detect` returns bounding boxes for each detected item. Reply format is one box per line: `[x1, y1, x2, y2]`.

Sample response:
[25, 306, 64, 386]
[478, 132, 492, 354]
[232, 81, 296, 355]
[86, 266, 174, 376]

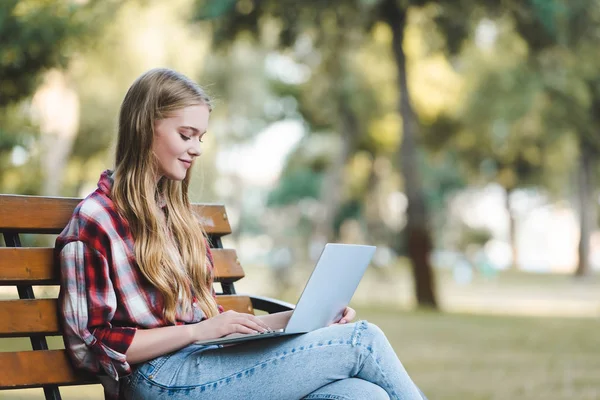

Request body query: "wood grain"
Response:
[0, 195, 231, 235]
[0, 350, 96, 389]
[0, 295, 254, 337]
[0, 248, 244, 285]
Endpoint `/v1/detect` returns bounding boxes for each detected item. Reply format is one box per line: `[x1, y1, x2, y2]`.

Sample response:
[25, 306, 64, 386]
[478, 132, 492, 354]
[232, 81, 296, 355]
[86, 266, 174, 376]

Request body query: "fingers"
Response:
[338, 307, 356, 324]
[223, 312, 271, 335]
[239, 317, 269, 333]
[249, 315, 271, 331]
[239, 313, 271, 331]
[232, 324, 261, 335]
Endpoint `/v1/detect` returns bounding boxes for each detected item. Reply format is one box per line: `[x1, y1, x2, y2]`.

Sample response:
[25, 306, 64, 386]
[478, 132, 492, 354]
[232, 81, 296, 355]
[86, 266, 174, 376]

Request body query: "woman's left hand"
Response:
[337, 307, 356, 324]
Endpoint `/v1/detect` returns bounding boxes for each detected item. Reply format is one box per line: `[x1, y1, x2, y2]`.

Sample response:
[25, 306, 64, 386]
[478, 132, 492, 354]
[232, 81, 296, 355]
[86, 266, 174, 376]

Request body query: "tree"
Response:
[377, 0, 438, 307]
[424, 58, 575, 269]
[195, 0, 373, 241]
[0, 0, 121, 106]
[195, 0, 446, 307]
[493, 0, 600, 275]
[0, 0, 123, 193]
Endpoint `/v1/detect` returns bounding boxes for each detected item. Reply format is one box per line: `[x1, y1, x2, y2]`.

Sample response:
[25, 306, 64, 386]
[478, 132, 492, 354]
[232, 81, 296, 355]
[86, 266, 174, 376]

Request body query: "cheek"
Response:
[152, 137, 177, 168]
[154, 135, 178, 157]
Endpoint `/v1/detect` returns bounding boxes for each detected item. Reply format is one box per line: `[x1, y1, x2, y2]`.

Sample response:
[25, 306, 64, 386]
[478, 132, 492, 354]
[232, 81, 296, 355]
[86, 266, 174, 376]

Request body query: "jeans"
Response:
[122, 321, 426, 400]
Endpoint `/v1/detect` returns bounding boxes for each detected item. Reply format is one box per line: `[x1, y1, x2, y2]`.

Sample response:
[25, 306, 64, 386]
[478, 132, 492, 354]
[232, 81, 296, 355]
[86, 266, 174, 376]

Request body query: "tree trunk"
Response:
[505, 187, 518, 270]
[380, 0, 438, 308]
[575, 143, 594, 276]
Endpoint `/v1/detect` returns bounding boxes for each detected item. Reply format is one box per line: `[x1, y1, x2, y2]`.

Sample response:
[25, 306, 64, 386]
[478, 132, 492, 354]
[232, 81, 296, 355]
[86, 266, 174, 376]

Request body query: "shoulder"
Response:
[57, 189, 126, 248]
[77, 189, 121, 228]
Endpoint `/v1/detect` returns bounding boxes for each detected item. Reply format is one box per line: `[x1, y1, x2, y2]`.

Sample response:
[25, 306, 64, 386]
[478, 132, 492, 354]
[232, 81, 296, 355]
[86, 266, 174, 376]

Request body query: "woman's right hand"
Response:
[190, 310, 272, 342]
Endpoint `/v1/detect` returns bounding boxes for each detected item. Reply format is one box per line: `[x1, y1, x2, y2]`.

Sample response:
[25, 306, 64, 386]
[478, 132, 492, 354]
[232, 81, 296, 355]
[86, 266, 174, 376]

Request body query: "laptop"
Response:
[195, 243, 376, 346]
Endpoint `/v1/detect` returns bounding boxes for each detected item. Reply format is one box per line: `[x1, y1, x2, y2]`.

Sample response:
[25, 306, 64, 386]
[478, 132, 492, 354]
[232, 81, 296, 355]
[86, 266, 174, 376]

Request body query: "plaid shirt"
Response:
[55, 170, 223, 399]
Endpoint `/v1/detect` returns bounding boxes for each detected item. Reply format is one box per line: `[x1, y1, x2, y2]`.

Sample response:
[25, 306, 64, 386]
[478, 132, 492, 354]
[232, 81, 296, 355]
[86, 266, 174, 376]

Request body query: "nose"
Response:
[188, 139, 202, 157]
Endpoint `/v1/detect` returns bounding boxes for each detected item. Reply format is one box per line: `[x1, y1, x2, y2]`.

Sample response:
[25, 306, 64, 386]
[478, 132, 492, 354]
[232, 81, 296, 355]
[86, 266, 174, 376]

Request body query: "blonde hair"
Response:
[112, 68, 218, 322]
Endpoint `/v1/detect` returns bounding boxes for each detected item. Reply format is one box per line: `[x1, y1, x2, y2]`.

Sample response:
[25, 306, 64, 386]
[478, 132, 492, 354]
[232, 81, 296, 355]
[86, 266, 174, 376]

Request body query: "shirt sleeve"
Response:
[58, 240, 136, 380]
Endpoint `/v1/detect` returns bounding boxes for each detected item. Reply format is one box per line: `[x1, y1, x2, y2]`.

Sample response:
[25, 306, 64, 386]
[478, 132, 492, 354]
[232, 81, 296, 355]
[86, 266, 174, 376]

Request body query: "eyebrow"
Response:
[180, 126, 206, 135]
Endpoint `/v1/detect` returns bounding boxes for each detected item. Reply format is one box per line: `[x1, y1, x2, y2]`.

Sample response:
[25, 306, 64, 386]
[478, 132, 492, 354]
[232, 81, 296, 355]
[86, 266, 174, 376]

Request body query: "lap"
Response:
[124, 322, 371, 400]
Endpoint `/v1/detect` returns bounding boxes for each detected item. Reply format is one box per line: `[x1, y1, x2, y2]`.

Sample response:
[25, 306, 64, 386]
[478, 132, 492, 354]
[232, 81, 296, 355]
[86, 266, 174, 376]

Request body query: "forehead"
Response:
[164, 104, 209, 129]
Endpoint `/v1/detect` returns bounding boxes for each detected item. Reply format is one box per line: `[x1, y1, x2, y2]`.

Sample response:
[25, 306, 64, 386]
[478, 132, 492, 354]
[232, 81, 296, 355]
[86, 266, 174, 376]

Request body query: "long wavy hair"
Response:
[112, 68, 218, 323]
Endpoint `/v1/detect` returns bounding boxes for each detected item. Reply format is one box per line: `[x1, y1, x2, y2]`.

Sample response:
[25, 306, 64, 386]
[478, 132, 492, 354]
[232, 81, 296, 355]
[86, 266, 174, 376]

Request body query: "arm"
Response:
[257, 310, 293, 330]
[125, 324, 195, 364]
[128, 307, 355, 363]
[59, 241, 136, 378]
[126, 310, 273, 364]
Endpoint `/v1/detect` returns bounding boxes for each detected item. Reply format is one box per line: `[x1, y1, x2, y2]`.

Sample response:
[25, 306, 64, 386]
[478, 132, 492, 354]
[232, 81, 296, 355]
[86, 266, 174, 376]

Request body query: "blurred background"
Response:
[1, 0, 600, 399]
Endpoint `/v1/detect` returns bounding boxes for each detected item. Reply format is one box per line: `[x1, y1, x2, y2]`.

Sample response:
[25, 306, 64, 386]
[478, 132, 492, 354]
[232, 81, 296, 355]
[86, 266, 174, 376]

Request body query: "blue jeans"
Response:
[122, 321, 426, 400]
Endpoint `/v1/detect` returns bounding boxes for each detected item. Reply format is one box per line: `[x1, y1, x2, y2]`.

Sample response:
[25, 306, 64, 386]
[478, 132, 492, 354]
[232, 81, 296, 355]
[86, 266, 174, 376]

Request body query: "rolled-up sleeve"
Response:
[59, 241, 136, 380]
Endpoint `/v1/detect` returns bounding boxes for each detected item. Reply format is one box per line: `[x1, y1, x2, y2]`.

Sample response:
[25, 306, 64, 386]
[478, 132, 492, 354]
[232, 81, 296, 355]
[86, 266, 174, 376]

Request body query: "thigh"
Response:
[304, 378, 389, 400]
[126, 322, 363, 400]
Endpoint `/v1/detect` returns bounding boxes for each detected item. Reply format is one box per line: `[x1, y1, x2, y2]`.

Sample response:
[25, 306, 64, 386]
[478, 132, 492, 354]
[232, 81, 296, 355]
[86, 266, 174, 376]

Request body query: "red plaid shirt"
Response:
[56, 170, 223, 399]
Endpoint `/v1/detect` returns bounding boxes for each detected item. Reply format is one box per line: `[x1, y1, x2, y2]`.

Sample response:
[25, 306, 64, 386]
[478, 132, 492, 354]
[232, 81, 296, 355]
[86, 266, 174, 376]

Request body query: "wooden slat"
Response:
[0, 195, 231, 235]
[0, 299, 59, 337]
[217, 295, 254, 314]
[0, 248, 57, 285]
[192, 203, 231, 236]
[0, 293, 251, 391]
[0, 248, 244, 285]
[0, 350, 96, 389]
[0, 295, 254, 337]
[212, 249, 245, 282]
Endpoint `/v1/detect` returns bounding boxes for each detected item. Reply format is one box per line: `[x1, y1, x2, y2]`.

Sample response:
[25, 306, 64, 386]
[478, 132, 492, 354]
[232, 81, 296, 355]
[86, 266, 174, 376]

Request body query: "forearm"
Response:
[125, 311, 281, 364]
[258, 310, 293, 330]
[125, 324, 195, 365]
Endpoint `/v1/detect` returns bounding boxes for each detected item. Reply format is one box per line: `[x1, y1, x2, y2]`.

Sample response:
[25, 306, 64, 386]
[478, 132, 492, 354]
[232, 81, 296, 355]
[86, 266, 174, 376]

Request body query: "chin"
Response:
[164, 172, 187, 181]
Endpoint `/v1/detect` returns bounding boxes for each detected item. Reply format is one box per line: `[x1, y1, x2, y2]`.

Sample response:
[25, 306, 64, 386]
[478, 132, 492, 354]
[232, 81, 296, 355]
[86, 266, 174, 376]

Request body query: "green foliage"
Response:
[333, 198, 363, 234]
[1, 0, 70, 106]
[420, 150, 467, 212]
[194, 0, 379, 48]
[457, 224, 493, 250]
[267, 167, 323, 207]
[194, 0, 237, 19]
[0, 0, 120, 107]
[0, 0, 124, 194]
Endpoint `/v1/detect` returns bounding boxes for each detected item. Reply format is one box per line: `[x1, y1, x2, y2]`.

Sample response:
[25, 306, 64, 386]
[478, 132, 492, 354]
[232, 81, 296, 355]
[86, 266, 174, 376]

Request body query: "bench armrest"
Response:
[248, 295, 295, 314]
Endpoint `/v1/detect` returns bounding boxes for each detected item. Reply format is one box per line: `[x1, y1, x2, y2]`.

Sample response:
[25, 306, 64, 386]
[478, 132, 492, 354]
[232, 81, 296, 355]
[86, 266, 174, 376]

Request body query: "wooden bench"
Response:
[0, 194, 293, 399]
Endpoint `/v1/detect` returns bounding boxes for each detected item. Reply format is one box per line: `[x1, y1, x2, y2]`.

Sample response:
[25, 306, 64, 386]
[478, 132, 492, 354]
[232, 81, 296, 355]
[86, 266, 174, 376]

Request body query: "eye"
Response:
[179, 133, 191, 141]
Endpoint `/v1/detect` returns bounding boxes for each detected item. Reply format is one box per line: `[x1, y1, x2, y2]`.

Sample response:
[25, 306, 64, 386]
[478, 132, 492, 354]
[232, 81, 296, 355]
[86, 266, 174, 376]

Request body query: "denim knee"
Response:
[351, 321, 388, 350]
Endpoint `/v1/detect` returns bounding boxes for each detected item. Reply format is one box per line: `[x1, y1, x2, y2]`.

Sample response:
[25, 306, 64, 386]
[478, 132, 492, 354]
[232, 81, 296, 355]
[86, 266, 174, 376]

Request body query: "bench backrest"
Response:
[0, 194, 254, 395]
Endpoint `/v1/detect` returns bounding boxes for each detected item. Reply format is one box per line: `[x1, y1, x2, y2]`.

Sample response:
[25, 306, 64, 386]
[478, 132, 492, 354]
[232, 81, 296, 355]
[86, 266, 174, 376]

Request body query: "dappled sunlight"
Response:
[3, 0, 600, 398]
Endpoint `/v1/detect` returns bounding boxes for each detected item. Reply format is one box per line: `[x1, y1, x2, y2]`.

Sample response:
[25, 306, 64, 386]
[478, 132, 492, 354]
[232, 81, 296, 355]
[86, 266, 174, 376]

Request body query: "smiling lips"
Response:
[179, 159, 192, 168]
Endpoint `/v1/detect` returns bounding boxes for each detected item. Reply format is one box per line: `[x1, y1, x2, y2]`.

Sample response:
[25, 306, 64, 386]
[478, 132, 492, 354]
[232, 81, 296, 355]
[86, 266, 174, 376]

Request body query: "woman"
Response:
[56, 68, 426, 400]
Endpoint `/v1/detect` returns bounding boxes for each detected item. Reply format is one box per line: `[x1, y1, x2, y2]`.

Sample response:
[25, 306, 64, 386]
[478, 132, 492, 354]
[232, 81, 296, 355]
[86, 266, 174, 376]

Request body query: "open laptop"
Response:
[195, 243, 376, 346]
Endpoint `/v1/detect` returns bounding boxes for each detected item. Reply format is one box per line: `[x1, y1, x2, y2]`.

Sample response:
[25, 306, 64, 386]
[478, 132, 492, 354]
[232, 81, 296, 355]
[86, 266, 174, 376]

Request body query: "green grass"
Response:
[362, 308, 600, 400]
[1, 309, 599, 400]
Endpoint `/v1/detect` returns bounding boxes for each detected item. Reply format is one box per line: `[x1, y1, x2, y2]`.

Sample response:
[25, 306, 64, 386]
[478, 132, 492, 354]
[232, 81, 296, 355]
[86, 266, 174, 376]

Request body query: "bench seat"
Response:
[0, 194, 293, 397]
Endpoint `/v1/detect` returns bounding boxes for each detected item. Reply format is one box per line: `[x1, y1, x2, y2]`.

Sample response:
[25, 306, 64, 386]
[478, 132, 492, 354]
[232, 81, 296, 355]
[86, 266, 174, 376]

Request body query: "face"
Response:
[152, 104, 209, 182]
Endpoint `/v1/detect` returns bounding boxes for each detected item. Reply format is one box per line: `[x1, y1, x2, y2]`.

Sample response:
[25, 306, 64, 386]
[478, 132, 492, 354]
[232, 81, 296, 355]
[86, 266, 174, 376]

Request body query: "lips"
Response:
[179, 159, 192, 168]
